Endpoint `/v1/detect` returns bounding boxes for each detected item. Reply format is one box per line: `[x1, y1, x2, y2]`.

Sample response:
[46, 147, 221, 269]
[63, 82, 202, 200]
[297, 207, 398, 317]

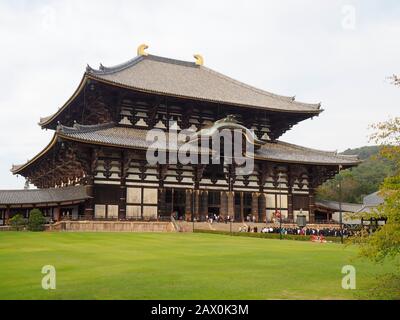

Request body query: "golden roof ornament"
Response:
[137, 44, 149, 56]
[193, 54, 204, 66]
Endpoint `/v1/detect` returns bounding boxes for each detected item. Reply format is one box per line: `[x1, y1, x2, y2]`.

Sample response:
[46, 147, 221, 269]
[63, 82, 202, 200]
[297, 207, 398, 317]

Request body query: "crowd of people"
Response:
[238, 225, 350, 237]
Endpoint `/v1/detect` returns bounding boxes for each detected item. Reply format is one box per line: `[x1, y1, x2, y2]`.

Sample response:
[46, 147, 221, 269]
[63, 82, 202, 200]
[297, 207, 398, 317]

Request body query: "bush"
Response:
[9, 214, 26, 231]
[194, 229, 341, 243]
[28, 209, 46, 232]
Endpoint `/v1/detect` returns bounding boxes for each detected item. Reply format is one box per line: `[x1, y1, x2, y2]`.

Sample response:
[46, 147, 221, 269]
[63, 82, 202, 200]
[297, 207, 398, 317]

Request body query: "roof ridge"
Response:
[86, 54, 198, 76]
[86, 55, 144, 75]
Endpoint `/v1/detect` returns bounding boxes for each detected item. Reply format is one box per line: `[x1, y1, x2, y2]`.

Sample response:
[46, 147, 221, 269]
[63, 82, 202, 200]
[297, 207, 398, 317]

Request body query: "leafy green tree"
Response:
[9, 214, 26, 231]
[357, 117, 400, 261]
[27, 209, 46, 232]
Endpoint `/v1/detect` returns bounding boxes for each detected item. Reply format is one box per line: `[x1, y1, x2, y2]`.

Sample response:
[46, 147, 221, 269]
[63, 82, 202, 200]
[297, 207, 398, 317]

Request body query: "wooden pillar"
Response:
[251, 192, 259, 221]
[84, 182, 95, 220]
[158, 188, 167, 218]
[258, 193, 266, 223]
[220, 191, 227, 217]
[227, 191, 234, 219]
[119, 152, 128, 220]
[201, 190, 208, 221]
[119, 181, 127, 221]
[192, 164, 205, 221]
[309, 188, 316, 223]
[240, 192, 244, 222]
[53, 205, 61, 222]
[193, 190, 200, 220]
[287, 189, 294, 222]
[185, 189, 192, 221]
[5, 206, 10, 226]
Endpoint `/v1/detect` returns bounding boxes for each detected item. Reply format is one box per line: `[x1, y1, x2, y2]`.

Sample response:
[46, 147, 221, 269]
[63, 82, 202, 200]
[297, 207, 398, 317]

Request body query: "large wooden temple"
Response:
[0, 45, 360, 225]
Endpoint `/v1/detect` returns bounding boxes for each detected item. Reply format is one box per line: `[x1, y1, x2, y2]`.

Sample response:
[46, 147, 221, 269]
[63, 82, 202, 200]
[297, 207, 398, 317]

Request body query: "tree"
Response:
[356, 116, 400, 261]
[27, 209, 46, 232]
[9, 214, 26, 231]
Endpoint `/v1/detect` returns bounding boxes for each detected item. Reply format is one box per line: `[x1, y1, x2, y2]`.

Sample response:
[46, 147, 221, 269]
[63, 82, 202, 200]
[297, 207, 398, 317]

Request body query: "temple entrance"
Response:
[208, 191, 221, 217]
[234, 192, 254, 221]
[165, 188, 186, 220]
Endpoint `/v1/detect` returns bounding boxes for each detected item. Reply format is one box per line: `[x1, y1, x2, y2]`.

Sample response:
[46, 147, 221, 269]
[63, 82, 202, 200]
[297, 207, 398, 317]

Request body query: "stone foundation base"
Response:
[46, 221, 175, 232]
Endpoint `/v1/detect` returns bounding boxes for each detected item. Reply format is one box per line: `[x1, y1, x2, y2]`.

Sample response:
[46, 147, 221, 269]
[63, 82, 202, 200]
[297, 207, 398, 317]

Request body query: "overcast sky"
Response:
[0, 0, 399, 189]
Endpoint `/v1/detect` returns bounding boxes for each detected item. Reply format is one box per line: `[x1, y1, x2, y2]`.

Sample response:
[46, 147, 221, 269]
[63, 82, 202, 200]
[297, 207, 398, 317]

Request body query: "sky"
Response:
[0, 0, 399, 189]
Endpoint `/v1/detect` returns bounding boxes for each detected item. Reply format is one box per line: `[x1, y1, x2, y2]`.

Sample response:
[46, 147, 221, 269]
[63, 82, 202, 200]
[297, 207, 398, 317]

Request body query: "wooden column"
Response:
[84, 149, 97, 220]
[227, 191, 235, 219]
[119, 181, 127, 220]
[185, 189, 192, 221]
[84, 180, 95, 220]
[158, 188, 167, 218]
[220, 191, 227, 217]
[251, 192, 259, 221]
[258, 193, 266, 223]
[119, 152, 128, 220]
[53, 205, 61, 222]
[309, 188, 316, 223]
[287, 169, 294, 222]
[192, 164, 205, 221]
[287, 190, 294, 223]
[240, 192, 244, 222]
[5, 206, 10, 226]
[193, 190, 200, 220]
[201, 190, 208, 221]
[156, 164, 168, 219]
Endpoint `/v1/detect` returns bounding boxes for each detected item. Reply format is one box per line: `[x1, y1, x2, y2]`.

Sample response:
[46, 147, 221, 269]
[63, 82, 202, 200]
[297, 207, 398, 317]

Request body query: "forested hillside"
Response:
[316, 146, 397, 203]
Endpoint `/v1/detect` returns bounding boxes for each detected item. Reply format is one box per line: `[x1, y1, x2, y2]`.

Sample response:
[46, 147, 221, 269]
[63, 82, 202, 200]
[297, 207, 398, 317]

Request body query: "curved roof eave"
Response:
[39, 74, 89, 128]
[11, 133, 59, 175]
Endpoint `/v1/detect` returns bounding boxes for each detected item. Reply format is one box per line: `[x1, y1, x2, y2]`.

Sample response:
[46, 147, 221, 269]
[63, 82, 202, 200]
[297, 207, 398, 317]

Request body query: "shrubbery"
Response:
[27, 209, 46, 232]
[9, 214, 26, 231]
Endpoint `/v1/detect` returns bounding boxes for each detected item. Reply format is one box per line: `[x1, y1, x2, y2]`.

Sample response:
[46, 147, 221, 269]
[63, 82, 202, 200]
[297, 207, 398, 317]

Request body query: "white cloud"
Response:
[0, 0, 399, 188]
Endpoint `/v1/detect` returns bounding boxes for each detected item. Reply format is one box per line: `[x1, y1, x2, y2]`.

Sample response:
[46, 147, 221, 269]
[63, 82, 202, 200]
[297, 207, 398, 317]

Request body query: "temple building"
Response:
[0, 45, 360, 225]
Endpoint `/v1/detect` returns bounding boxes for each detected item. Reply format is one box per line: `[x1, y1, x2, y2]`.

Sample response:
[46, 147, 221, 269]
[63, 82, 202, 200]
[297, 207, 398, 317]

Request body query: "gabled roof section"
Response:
[39, 53, 322, 128]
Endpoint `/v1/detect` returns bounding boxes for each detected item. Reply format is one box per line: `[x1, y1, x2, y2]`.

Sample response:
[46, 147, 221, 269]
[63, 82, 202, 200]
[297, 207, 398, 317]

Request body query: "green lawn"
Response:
[0, 232, 397, 300]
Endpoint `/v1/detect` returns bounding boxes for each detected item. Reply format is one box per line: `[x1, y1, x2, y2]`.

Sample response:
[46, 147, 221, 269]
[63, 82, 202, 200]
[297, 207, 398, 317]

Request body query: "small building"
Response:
[315, 191, 386, 226]
[0, 45, 360, 225]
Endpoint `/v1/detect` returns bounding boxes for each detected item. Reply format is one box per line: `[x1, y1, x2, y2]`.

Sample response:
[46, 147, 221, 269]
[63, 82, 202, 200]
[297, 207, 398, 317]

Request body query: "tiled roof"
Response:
[58, 123, 207, 152]
[0, 185, 89, 205]
[363, 191, 384, 206]
[357, 191, 385, 213]
[59, 123, 359, 166]
[257, 141, 360, 165]
[316, 200, 363, 213]
[85, 54, 322, 114]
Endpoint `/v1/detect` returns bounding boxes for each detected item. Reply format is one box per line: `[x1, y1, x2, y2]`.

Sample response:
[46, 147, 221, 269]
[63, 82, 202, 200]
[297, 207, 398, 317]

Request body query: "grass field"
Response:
[0, 232, 397, 300]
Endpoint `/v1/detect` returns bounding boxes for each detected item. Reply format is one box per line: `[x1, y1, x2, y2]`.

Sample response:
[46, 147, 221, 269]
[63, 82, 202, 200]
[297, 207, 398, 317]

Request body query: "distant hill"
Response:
[316, 146, 397, 203]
